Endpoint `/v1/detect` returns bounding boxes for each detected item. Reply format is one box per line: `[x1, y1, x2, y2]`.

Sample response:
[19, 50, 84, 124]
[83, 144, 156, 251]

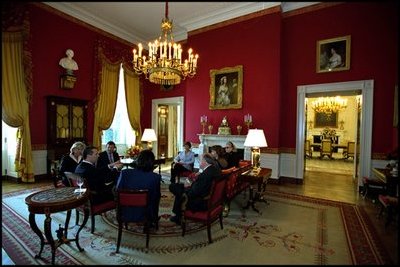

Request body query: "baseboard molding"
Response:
[2, 175, 21, 183]
[2, 174, 51, 183]
[271, 176, 303, 185]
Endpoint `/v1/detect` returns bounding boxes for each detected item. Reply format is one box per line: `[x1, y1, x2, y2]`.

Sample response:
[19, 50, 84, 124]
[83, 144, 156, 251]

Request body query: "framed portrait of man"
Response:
[209, 65, 243, 110]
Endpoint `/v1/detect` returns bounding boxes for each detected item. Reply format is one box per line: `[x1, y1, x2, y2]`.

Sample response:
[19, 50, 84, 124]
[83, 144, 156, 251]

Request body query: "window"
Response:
[102, 65, 136, 153]
[2, 121, 18, 176]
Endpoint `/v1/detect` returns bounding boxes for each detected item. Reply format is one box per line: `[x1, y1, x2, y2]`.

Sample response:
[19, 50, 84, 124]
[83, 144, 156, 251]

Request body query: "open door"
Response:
[157, 105, 168, 158]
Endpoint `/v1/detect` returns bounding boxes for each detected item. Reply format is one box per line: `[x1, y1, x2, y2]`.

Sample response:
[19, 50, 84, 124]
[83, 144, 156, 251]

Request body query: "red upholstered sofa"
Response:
[222, 160, 252, 216]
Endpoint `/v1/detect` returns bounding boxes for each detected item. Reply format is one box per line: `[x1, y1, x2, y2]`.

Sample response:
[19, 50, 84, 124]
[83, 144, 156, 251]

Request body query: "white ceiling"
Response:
[44, 2, 319, 45]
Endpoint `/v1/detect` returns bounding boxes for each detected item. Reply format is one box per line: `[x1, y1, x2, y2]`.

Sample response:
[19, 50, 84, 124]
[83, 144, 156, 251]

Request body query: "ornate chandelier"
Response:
[311, 96, 348, 115]
[132, 2, 199, 86]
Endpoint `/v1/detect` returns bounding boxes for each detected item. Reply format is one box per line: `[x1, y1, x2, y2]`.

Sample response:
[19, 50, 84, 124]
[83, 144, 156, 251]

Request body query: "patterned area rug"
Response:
[2, 184, 392, 265]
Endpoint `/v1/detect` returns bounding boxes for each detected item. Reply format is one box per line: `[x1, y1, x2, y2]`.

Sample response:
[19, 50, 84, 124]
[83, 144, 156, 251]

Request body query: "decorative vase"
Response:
[208, 125, 213, 134]
[237, 125, 242, 135]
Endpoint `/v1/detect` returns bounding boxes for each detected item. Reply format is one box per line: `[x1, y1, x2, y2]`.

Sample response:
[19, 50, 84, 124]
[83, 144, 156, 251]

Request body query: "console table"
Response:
[25, 187, 89, 265]
[372, 168, 399, 197]
[240, 167, 272, 213]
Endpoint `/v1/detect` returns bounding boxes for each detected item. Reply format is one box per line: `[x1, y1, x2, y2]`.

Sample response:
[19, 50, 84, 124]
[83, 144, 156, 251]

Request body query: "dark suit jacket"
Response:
[116, 169, 161, 223]
[225, 151, 241, 168]
[185, 164, 221, 211]
[59, 154, 81, 186]
[97, 150, 120, 168]
[75, 161, 116, 204]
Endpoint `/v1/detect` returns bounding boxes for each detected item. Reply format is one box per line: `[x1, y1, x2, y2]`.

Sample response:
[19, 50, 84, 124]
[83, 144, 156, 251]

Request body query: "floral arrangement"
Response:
[126, 145, 141, 157]
[321, 127, 336, 139]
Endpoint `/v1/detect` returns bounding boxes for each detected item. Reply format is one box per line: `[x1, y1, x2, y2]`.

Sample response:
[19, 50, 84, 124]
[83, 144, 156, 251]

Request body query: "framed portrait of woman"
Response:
[316, 35, 351, 73]
[209, 65, 243, 110]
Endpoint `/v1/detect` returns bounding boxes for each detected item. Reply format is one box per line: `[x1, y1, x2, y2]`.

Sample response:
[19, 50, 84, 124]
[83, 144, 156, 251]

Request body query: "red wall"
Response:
[21, 2, 398, 156]
[28, 4, 132, 146]
[281, 2, 398, 154]
[182, 12, 282, 148]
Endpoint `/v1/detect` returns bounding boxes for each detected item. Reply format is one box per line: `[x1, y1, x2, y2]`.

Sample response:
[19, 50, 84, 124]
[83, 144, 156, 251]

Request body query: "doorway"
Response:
[305, 93, 361, 177]
[151, 97, 184, 159]
[296, 80, 374, 189]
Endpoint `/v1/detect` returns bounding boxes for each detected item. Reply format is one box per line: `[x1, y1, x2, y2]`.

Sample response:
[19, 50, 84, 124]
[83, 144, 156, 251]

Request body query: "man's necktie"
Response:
[109, 153, 114, 163]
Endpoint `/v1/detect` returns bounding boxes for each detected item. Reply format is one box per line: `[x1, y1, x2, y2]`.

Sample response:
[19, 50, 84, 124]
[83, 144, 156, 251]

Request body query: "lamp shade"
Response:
[244, 129, 268, 147]
[141, 128, 157, 142]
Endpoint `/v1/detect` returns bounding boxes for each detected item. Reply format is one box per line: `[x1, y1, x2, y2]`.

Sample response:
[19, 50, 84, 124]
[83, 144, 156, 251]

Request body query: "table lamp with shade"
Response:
[243, 129, 268, 170]
[141, 128, 157, 150]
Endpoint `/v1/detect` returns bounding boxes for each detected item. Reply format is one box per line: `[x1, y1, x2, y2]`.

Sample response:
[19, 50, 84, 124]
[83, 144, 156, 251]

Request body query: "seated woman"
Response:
[210, 145, 229, 170]
[171, 141, 196, 183]
[59, 141, 86, 186]
[225, 141, 241, 168]
[115, 149, 161, 226]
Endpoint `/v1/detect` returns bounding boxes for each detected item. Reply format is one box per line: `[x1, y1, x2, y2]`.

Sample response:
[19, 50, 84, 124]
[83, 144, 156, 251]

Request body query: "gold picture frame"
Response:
[209, 65, 243, 110]
[314, 112, 338, 128]
[316, 35, 351, 73]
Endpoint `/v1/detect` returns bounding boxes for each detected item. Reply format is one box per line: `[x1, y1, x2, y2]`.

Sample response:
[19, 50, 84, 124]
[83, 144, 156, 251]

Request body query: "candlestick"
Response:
[244, 113, 252, 133]
[200, 115, 207, 134]
[208, 124, 213, 134]
[237, 125, 242, 135]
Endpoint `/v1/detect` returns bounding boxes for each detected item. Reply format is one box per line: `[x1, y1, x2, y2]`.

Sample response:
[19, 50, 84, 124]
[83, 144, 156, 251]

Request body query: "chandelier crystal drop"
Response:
[311, 96, 348, 115]
[132, 2, 199, 86]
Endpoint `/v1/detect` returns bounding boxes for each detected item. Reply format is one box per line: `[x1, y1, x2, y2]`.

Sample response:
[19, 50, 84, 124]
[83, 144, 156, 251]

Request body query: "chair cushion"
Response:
[379, 195, 398, 207]
[184, 206, 223, 220]
[221, 167, 236, 175]
[91, 200, 116, 214]
[363, 176, 385, 185]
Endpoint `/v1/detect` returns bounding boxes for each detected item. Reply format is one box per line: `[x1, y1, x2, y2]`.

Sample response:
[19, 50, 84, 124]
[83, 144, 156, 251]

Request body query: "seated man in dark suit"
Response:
[168, 153, 221, 224]
[97, 141, 121, 181]
[75, 146, 122, 205]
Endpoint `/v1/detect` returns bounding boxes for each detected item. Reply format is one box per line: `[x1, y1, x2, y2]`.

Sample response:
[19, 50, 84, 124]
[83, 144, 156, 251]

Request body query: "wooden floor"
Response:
[2, 167, 398, 264]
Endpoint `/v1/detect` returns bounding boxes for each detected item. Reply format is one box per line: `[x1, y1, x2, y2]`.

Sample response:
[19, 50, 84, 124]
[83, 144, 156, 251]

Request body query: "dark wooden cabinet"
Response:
[47, 96, 88, 162]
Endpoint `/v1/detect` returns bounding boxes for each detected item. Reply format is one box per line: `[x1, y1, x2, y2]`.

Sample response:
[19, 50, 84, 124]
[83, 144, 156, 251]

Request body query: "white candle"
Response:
[138, 43, 142, 57]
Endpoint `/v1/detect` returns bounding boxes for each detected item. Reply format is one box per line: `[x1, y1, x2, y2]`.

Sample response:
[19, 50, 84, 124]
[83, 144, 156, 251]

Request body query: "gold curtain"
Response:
[92, 57, 120, 148]
[123, 64, 142, 143]
[2, 32, 34, 182]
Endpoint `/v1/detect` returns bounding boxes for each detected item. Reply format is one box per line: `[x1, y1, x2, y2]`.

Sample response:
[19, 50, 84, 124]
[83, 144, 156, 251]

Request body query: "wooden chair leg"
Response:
[207, 224, 212, 243]
[116, 222, 122, 253]
[91, 215, 95, 233]
[145, 222, 150, 252]
[181, 219, 186, 237]
[75, 209, 80, 225]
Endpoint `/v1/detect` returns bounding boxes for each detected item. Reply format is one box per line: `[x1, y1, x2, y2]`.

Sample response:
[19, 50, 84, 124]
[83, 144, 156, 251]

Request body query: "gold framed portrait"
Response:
[317, 35, 351, 73]
[314, 112, 338, 128]
[209, 65, 243, 110]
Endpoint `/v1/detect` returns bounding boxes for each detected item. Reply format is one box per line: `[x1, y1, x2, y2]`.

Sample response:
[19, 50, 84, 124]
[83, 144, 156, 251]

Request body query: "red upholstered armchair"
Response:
[181, 177, 227, 243]
[65, 172, 116, 234]
[115, 189, 153, 253]
[170, 154, 198, 183]
[223, 160, 252, 216]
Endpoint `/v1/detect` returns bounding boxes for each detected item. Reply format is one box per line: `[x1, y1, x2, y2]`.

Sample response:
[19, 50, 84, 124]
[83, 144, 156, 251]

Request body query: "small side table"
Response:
[240, 167, 272, 213]
[154, 157, 166, 175]
[25, 187, 89, 265]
